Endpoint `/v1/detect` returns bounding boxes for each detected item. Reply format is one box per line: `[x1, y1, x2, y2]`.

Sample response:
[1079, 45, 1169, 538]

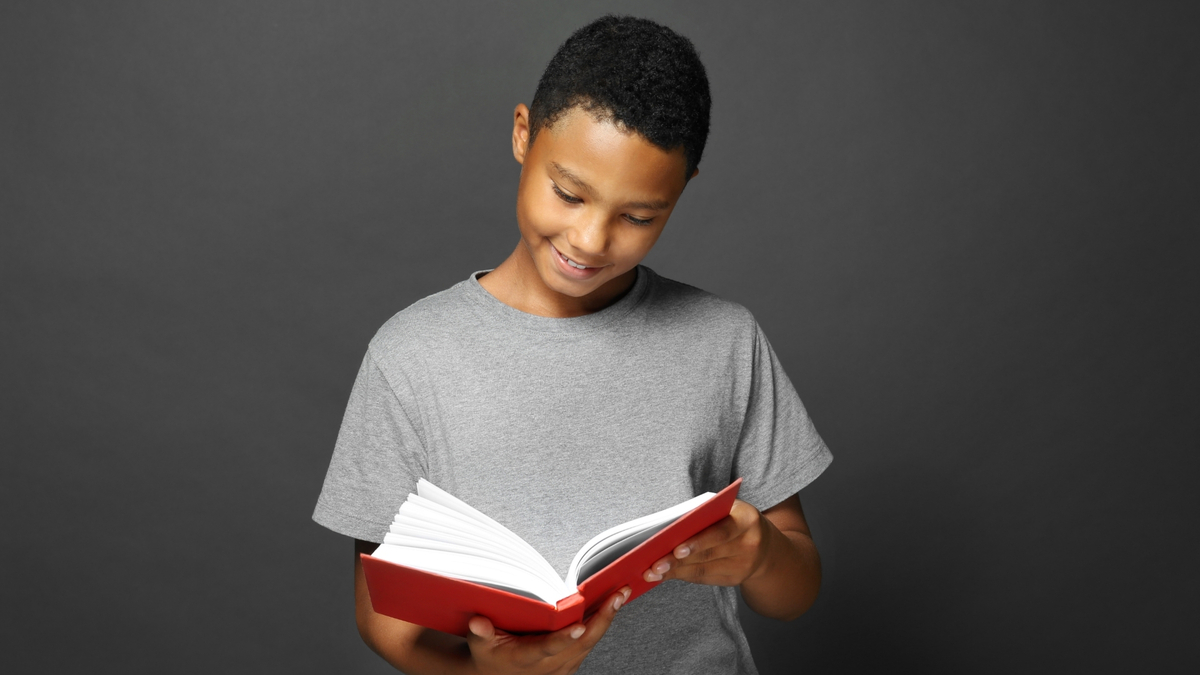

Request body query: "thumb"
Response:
[467, 616, 496, 643]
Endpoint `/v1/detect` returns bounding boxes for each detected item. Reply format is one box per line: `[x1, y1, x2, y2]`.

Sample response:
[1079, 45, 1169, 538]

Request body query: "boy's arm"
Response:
[643, 495, 821, 621]
[354, 539, 630, 674]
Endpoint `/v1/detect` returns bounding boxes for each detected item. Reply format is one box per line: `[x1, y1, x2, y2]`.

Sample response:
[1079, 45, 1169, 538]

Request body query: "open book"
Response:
[361, 478, 742, 636]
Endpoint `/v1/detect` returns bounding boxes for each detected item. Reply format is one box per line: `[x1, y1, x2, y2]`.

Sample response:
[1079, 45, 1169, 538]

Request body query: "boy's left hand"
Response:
[643, 498, 773, 587]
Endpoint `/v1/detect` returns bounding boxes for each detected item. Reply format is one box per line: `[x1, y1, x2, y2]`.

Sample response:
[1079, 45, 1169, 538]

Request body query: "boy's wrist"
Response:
[737, 510, 821, 621]
[743, 511, 781, 584]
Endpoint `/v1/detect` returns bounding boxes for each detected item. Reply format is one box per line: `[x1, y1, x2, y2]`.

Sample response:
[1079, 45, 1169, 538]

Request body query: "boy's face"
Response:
[510, 104, 693, 306]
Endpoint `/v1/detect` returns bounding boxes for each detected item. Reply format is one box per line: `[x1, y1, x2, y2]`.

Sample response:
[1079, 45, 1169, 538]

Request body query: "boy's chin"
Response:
[540, 272, 605, 298]
[535, 254, 611, 297]
[541, 266, 642, 304]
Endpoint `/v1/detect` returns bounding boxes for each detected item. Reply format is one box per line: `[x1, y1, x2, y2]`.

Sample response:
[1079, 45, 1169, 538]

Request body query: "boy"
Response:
[314, 15, 831, 674]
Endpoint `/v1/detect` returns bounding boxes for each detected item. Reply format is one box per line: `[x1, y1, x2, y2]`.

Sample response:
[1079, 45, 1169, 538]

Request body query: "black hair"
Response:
[528, 15, 711, 179]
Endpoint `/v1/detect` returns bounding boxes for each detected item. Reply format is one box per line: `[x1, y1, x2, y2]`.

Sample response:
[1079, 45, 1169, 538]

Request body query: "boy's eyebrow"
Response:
[551, 162, 596, 195]
[622, 197, 672, 211]
[551, 162, 671, 211]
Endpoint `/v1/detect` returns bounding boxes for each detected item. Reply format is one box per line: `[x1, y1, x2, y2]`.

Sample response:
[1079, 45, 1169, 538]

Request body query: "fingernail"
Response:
[622, 587, 632, 601]
[570, 625, 585, 639]
[676, 545, 691, 558]
[654, 561, 670, 574]
[613, 594, 625, 611]
[645, 570, 662, 582]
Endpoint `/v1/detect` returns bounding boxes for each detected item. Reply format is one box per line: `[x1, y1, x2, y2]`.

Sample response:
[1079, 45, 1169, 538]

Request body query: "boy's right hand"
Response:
[465, 587, 630, 675]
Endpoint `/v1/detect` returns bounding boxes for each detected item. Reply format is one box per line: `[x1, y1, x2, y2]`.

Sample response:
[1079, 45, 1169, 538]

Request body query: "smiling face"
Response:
[484, 104, 693, 317]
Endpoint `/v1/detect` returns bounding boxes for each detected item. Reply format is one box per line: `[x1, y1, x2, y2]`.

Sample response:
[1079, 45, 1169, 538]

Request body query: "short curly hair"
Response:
[529, 15, 711, 179]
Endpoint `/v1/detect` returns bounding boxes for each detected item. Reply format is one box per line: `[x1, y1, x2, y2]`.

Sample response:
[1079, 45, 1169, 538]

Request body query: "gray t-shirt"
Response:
[314, 266, 832, 674]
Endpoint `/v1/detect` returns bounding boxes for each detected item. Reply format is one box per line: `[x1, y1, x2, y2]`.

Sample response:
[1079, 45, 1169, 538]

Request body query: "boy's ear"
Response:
[512, 103, 532, 165]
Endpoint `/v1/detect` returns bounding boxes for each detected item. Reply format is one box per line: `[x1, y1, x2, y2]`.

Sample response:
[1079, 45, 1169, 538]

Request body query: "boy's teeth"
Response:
[560, 251, 590, 269]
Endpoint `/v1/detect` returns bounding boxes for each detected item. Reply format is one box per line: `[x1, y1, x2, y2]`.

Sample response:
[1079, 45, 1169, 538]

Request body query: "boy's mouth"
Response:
[552, 244, 600, 271]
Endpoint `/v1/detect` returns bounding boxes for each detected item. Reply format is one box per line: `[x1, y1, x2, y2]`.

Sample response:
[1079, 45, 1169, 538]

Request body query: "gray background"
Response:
[3, 1, 1196, 672]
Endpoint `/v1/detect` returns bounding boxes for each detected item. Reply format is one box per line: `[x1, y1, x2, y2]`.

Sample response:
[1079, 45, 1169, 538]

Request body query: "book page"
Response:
[382, 532, 562, 587]
[371, 482, 723, 603]
[565, 491, 715, 587]
[396, 497, 558, 581]
[371, 482, 568, 601]
[416, 479, 556, 572]
[571, 520, 671, 584]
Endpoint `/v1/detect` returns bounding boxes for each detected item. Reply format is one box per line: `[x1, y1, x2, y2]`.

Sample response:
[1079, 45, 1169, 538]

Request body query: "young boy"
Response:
[314, 15, 831, 674]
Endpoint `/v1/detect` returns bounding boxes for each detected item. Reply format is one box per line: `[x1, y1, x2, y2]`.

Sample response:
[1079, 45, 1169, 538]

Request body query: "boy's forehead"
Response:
[535, 107, 689, 195]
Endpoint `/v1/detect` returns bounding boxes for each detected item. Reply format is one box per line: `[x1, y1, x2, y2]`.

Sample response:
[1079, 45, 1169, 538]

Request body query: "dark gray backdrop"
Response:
[3, 1, 1196, 673]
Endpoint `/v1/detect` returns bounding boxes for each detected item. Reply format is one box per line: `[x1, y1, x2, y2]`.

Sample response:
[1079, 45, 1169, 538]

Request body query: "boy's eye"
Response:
[550, 181, 654, 226]
[551, 182, 583, 204]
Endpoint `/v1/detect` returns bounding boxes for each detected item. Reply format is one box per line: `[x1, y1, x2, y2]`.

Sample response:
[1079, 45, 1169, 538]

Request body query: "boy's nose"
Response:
[566, 214, 611, 258]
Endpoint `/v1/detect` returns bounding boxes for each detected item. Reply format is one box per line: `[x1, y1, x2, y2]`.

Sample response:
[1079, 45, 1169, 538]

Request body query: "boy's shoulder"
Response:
[643, 269, 757, 330]
[366, 275, 478, 357]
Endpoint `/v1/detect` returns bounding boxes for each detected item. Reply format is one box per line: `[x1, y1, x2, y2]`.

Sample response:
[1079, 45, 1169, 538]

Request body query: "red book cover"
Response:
[361, 478, 743, 636]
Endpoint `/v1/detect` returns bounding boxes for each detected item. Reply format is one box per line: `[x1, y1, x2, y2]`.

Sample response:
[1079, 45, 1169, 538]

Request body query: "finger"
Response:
[644, 521, 734, 582]
[667, 551, 747, 585]
[644, 525, 732, 581]
[465, 615, 504, 660]
[646, 503, 757, 583]
[675, 501, 760, 561]
[643, 553, 675, 582]
[674, 516, 740, 561]
[466, 615, 495, 642]
[576, 587, 630, 648]
[645, 535, 743, 581]
[524, 621, 590, 659]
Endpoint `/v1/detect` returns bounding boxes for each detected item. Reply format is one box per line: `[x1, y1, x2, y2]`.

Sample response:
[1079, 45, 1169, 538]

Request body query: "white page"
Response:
[396, 499, 558, 580]
[405, 493, 541, 552]
[565, 492, 715, 586]
[576, 492, 714, 560]
[372, 482, 721, 601]
[396, 501, 525, 556]
[416, 480, 552, 570]
[386, 520, 563, 589]
[389, 521, 514, 554]
[381, 533, 562, 587]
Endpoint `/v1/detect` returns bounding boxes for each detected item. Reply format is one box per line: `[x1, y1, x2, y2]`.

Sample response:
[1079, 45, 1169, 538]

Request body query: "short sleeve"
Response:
[731, 324, 833, 511]
[312, 349, 427, 542]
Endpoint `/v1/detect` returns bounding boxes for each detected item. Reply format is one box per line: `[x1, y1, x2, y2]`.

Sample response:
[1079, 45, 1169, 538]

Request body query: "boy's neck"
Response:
[478, 243, 638, 318]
